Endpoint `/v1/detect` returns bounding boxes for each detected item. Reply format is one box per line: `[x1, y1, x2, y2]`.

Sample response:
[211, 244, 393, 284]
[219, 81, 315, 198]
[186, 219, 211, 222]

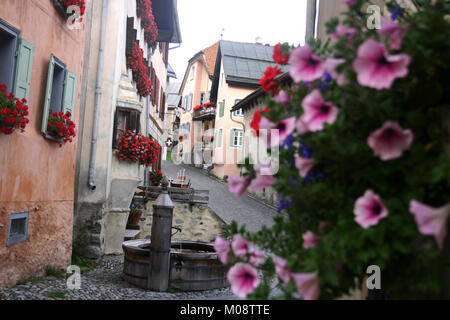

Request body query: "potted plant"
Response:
[128, 201, 144, 229]
[0, 84, 29, 135]
[149, 169, 163, 186]
[46, 110, 76, 147]
[116, 130, 161, 164]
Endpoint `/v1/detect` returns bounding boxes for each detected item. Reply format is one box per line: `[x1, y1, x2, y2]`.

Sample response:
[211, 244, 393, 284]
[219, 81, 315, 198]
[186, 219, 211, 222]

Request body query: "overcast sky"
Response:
[168, 0, 308, 82]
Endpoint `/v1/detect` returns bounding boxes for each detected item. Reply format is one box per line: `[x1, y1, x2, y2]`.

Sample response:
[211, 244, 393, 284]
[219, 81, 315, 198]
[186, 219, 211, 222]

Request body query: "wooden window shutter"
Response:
[13, 38, 34, 102]
[41, 55, 56, 134]
[62, 70, 77, 119]
[219, 100, 225, 118]
[230, 128, 235, 147]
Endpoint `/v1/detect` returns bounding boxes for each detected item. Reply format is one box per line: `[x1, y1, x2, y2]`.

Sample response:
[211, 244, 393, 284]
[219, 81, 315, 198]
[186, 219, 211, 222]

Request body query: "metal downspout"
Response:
[87, 0, 108, 191]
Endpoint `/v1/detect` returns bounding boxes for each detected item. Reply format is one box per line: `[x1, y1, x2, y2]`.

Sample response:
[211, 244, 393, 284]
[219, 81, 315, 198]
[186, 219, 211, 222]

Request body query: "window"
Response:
[200, 92, 206, 105]
[7, 212, 29, 246]
[41, 54, 77, 134]
[231, 129, 243, 147]
[218, 99, 225, 118]
[0, 19, 34, 100]
[220, 72, 224, 87]
[186, 93, 193, 112]
[232, 100, 243, 117]
[112, 108, 141, 148]
[190, 66, 195, 81]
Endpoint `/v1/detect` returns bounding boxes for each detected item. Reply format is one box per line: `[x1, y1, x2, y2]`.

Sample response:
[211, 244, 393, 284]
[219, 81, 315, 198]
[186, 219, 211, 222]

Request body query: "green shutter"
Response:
[62, 70, 77, 118]
[218, 129, 223, 148]
[230, 129, 235, 147]
[41, 55, 56, 134]
[219, 100, 225, 118]
[13, 38, 34, 101]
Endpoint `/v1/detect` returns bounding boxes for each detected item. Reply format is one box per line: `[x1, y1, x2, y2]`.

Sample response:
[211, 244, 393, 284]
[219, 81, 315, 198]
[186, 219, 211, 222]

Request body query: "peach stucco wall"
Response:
[0, 0, 86, 287]
[212, 61, 252, 179]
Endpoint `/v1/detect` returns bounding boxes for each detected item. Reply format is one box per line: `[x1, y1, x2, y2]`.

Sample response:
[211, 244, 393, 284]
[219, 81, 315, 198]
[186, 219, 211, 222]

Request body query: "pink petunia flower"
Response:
[249, 246, 266, 267]
[292, 272, 320, 300]
[270, 117, 296, 148]
[275, 90, 290, 107]
[295, 156, 315, 178]
[354, 190, 389, 229]
[353, 39, 410, 90]
[330, 23, 357, 45]
[289, 45, 325, 82]
[273, 255, 292, 284]
[295, 117, 310, 136]
[214, 236, 230, 264]
[250, 173, 277, 193]
[410, 200, 450, 250]
[232, 234, 249, 257]
[300, 90, 339, 132]
[228, 175, 253, 199]
[324, 58, 349, 85]
[302, 231, 321, 249]
[379, 17, 407, 50]
[367, 121, 414, 161]
[227, 263, 260, 299]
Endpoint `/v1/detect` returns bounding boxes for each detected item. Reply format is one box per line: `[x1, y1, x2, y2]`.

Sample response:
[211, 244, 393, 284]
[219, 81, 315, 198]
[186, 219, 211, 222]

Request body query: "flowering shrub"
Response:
[116, 130, 161, 165]
[149, 169, 163, 186]
[0, 84, 29, 135]
[127, 41, 152, 97]
[136, 0, 159, 46]
[46, 110, 76, 146]
[223, 0, 450, 299]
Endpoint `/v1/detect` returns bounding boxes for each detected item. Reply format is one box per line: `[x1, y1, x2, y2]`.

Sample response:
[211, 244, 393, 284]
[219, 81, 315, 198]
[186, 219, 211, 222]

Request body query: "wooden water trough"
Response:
[122, 239, 229, 291]
[134, 185, 209, 204]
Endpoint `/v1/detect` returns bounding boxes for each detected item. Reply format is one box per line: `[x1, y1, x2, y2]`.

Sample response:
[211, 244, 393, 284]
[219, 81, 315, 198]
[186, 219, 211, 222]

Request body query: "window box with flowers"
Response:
[0, 84, 30, 135]
[136, 0, 159, 47]
[45, 110, 76, 147]
[115, 130, 161, 166]
[127, 41, 152, 97]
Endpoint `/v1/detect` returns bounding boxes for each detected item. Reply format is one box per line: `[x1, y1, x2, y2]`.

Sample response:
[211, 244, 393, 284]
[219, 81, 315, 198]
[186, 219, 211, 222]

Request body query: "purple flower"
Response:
[250, 173, 277, 192]
[275, 90, 290, 107]
[277, 194, 293, 213]
[249, 246, 266, 267]
[295, 156, 315, 178]
[367, 121, 414, 161]
[227, 263, 260, 299]
[214, 236, 230, 264]
[324, 58, 348, 86]
[292, 272, 320, 300]
[410, 200, 450, 250]
[353, 39, 410, 90]
[273, 255, 292, 283]
[379, 17, 407, 50]
[330, 23, 357, 45]
[228, 175, 253, 199]
[231, 234, 249, 257]
[271, 117, 297, 148]
[300, 90, 339, 132]
[289, 45, 325, 83]
[302, 231, 321, 249]
[389, 4, 402, 20]
[354, 190, 389, 229]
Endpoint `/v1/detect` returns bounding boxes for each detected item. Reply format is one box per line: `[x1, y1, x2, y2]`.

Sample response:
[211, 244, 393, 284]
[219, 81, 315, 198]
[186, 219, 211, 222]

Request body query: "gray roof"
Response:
[219, 40, 290, 85]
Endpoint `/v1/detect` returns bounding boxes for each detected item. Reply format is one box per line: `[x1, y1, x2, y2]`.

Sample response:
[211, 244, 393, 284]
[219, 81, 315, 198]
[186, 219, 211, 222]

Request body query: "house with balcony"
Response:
[0, 0, 87, 287]
[73, 0, 181, 258]
[209, 40, 289, 180]
[177, 41, 219, 166]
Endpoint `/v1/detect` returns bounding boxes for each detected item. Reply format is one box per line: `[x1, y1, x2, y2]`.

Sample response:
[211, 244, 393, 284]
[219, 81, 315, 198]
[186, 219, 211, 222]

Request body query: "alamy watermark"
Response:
[366, 5, 382, 30]
[66, 265, 81, 290]
[66, 5, 83, 30]
[366, 265, 381, 290]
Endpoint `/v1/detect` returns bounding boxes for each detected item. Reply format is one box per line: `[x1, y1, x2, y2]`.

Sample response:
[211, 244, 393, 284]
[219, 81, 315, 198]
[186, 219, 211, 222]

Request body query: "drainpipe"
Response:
[305, 0, 317, 43]
[88, 0, 108, 191]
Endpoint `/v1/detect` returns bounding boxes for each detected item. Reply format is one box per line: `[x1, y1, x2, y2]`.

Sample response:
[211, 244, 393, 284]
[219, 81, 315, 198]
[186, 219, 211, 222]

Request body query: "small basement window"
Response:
[0, 19, 20, 92]
[7, 212, 29, 246]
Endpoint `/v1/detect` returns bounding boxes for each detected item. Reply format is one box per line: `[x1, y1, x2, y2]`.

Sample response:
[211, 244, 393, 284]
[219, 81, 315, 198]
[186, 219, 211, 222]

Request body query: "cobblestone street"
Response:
[162, 160, 278, 233]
